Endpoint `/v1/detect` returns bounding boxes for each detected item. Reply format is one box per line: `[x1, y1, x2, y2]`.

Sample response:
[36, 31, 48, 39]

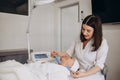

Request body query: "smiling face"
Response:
[81, 24, 94, 41]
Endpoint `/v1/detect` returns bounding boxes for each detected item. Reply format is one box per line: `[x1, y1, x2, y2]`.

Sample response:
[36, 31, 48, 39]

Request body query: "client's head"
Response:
[55, 55, 79, 72]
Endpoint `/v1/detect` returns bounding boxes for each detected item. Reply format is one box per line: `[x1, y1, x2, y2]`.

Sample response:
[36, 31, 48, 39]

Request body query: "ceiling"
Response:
[0, 0, 28, 15]
[0, 0, 66, 15]
[55, 0, 66, 2]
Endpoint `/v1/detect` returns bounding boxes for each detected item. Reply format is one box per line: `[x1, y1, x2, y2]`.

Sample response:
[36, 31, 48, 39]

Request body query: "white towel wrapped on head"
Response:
[70, 59, 79, 72]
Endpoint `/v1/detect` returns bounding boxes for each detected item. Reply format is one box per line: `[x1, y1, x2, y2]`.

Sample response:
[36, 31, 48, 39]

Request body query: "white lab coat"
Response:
[66, 38, 108, 80]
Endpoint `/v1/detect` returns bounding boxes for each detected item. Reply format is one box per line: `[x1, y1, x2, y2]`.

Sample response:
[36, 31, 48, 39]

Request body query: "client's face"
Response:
[60, 55, 69, 61]
[60, 56, 73, 66]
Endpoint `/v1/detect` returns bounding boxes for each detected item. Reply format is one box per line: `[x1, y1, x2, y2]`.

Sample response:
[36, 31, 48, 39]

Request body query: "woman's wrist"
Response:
[81, 66, 101, 77]
[81, 72, 88, 77]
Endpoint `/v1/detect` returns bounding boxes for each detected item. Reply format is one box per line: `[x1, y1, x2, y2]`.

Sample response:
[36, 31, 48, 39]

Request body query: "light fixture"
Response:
[27, 0, 55, 62]
[34, 0, 55, 6]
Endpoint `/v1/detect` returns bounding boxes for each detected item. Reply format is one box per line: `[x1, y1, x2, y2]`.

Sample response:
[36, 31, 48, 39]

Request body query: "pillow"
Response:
[0, 60, 22, 68]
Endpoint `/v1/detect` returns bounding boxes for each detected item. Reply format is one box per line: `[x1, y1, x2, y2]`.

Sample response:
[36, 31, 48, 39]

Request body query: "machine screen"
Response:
[35, 54, 48, 59]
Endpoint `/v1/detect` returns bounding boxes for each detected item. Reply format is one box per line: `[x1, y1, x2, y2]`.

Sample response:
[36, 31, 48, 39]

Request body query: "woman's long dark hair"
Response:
[80, 15, 103, 51]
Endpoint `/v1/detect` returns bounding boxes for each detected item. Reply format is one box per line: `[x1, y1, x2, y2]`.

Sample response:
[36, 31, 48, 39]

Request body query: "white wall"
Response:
[0, 3, 56, 51]
[103, 24, 120, 80]
[54, 0, 92, 51]
[0, 0, 120, 80]
[29, 4, 56, 51]
[0, 13, 28, 50]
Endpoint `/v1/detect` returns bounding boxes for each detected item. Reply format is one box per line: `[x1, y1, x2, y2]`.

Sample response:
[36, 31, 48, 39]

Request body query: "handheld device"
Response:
[55, 56, 61, 64]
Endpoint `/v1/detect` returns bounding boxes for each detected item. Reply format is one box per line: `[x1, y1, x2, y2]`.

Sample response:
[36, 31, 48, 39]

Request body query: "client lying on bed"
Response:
[51, 51, 80, 73]
[25, 53, 80, 80]
[0, 51, 80, 80]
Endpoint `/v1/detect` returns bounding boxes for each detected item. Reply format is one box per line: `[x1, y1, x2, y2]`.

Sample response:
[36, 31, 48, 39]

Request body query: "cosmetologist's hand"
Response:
[51, 50, 60, 58]
[70, 71, 85, 78]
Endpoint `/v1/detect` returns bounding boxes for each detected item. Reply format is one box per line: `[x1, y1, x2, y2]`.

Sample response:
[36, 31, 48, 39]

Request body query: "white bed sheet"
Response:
[0, 72, 18, 80]
[0, 60, 34, 80]
[25, 61, 70, 80]
[0, 60, 70, 80]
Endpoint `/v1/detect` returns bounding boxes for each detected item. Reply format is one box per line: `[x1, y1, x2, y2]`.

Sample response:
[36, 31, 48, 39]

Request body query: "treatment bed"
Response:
[0, 49, 70, 80]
